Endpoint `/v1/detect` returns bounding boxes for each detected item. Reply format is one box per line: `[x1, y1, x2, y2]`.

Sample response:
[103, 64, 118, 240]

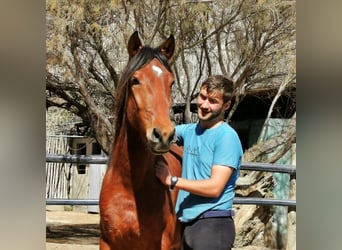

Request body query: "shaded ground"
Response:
[46, 209, 100, 250]
[46, 223, 100, 245]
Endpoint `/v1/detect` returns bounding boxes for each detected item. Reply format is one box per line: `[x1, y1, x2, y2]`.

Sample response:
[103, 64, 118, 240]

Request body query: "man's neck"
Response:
[199, 120, 224, 130]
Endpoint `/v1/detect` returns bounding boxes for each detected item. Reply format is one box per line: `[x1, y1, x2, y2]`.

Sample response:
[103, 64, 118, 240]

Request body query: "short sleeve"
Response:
[213, 131, 242, 169]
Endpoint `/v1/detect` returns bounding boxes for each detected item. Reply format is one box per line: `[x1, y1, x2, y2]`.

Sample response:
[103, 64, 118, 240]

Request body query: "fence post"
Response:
[286, 172, 296, 250]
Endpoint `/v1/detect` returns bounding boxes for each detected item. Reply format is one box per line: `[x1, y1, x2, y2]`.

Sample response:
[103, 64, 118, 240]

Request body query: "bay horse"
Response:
[99, 31, 182, 250]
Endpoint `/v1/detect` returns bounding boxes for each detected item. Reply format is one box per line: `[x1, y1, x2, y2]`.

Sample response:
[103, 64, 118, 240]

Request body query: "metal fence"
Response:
[46, 154, 296, 208]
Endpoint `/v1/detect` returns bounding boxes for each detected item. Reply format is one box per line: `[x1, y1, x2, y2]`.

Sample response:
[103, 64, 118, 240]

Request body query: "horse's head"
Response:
[119, 31, 176, 154]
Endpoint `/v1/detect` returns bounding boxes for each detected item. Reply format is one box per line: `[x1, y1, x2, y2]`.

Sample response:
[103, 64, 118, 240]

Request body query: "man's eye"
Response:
[199, 94, 206, 100]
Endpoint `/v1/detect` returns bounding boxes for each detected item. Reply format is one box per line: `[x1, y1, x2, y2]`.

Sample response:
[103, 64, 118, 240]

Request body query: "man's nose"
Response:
[200, 99, 210, 108]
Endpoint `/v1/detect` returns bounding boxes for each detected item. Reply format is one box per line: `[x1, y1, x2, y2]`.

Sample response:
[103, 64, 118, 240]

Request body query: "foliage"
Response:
[46, 0, 296, 155]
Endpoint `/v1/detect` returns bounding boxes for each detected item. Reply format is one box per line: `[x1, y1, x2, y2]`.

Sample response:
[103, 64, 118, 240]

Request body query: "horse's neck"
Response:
[111, 128, 155, 188]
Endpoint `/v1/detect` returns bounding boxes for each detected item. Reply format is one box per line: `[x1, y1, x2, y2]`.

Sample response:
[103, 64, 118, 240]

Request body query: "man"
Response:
[155, 75, 243, 250]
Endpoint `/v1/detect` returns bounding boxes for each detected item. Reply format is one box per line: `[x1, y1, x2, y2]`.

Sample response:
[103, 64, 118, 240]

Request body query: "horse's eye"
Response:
[130, 77, 139, 85]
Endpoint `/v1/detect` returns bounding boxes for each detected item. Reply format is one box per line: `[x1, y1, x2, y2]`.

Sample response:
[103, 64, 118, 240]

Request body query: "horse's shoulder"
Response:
[170, 144, 183, 157]
[163, 144, 182, 176]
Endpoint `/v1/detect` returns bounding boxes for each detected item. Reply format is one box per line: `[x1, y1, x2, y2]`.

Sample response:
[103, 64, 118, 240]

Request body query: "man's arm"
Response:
[155, 162, 234, 198]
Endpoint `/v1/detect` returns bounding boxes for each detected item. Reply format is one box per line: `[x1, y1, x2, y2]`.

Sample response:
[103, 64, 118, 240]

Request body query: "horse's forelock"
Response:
[128, 46, 171, 74]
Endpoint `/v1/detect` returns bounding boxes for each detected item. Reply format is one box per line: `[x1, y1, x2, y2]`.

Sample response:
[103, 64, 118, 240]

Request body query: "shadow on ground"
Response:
[46, 223, 100, 245]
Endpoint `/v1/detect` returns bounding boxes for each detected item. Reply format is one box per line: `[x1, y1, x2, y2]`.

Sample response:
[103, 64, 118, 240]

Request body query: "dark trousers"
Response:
[181, 217, 235, 250]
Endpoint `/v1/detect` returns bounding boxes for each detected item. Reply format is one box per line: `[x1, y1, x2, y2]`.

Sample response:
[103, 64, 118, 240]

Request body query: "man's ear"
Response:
[223, 100, 231, 111]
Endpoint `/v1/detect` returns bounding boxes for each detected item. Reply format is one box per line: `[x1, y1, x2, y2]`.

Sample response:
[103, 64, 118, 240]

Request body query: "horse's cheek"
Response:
[131, 87, 145, 109]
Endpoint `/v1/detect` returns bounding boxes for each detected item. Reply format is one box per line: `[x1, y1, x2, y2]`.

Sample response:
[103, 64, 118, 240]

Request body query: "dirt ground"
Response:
[46, 208, 269, 250]
[46, 208, 100, 250]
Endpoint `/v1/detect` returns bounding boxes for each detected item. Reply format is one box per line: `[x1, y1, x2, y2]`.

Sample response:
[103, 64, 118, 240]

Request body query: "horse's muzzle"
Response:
[148, 127, 176, 154]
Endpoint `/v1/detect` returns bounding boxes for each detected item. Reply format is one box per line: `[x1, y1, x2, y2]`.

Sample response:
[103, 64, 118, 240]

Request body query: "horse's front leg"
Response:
[161, 215, 181, 250]
[99, 236, 111, 250]
[161, 234, 181, 250]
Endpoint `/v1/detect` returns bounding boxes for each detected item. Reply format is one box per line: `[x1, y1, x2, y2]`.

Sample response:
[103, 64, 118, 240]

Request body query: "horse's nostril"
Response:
[153, 128, 162, 141]
[168, 129, 176, 143]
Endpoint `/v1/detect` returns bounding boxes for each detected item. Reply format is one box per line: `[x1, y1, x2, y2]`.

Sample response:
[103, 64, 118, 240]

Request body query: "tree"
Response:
[46, 0, 295, 152]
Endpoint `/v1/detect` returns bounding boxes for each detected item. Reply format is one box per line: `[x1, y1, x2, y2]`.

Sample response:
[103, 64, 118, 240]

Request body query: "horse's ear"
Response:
[127, 31, 142, 60]
[158, 35, 175, 60]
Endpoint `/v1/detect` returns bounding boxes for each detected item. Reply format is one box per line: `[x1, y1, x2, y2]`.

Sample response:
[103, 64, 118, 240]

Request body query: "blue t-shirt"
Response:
[175, 122, 242, 222]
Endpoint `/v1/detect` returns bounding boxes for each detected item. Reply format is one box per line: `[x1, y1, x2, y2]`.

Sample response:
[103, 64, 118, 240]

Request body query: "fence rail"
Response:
[46, 154, 296, 207]
[46, 197, 296, 207]
[46, 154, 296, 174]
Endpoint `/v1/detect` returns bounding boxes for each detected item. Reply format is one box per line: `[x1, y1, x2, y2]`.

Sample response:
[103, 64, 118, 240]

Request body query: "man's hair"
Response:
[200, 75, 234, 103]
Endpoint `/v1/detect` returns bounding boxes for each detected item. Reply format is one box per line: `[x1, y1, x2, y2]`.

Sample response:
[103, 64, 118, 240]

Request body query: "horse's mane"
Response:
[114, 46, 172, 143]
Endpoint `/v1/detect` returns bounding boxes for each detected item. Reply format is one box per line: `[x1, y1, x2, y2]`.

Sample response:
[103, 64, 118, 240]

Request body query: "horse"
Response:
[99, 31, 182, 250]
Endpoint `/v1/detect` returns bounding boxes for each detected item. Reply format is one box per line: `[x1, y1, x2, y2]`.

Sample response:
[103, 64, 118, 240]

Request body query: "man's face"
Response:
[197, 87, 228, 122]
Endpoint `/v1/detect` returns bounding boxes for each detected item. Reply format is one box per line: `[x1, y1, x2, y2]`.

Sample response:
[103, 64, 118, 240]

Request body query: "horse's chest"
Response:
[102, 197, 167, 249]
[103, 185, 166, 230]
[100, 166, 172, 248]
